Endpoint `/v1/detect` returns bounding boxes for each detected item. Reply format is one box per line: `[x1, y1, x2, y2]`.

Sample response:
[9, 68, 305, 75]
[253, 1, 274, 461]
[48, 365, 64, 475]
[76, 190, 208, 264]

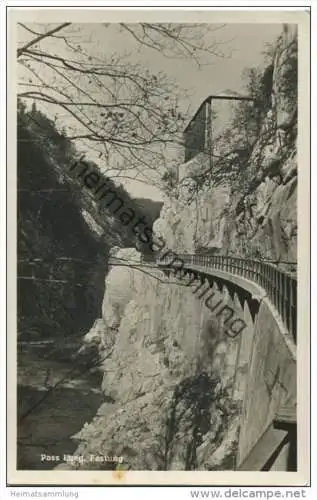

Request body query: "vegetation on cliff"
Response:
[18, 102, 161, 340]
[158, 28, 297, 264]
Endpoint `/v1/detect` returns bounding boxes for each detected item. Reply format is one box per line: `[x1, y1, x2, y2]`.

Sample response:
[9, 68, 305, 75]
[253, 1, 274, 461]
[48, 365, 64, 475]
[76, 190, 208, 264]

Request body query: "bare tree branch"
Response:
[17, 22, 229, 182]
[17, 23, 71, 57]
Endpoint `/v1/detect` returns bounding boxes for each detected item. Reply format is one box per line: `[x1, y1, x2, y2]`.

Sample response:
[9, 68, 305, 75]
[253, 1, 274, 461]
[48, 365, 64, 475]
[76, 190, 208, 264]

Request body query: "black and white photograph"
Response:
[6, 7, 310, 486]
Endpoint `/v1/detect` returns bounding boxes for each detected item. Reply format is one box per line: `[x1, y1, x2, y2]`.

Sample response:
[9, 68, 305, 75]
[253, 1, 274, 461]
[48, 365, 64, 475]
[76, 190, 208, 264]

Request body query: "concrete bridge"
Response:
[109, 252, 297, 471]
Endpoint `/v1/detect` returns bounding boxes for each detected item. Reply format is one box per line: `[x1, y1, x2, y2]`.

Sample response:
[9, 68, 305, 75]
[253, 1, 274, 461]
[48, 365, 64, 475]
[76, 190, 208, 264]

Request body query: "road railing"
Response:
[159, 253, 297, 342]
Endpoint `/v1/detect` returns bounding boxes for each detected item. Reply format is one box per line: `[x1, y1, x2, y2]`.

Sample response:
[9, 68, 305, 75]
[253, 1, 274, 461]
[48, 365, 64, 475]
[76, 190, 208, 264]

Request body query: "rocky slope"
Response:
[18, 106, 161, 341]
[18, 109, 107, 340]
[156, 26, 297, 270]
[62, 27, 297, 471]
[66, 249, 244, 471]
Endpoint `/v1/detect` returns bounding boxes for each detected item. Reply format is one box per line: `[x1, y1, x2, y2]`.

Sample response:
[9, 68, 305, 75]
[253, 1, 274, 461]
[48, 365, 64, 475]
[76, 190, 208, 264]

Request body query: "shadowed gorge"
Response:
[15, 23, 299, 476]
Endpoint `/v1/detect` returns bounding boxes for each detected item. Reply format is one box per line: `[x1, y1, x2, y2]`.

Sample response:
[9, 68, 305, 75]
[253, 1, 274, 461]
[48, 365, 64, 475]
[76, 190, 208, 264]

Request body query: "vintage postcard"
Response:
[6, 6, 310, 487]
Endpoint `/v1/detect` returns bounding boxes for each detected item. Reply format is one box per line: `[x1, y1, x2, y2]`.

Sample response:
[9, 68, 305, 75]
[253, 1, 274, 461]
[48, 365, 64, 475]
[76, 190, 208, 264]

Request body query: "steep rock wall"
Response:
[63, 28, 298, 472]
[17, 116, 108, 340]
[65, 248, 257, 470]
[155, 28, 297, 268]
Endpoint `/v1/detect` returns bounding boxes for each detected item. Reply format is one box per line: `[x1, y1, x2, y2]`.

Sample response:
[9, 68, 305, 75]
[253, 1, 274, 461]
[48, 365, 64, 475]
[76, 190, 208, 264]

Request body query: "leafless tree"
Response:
[17, 22, 229, 186]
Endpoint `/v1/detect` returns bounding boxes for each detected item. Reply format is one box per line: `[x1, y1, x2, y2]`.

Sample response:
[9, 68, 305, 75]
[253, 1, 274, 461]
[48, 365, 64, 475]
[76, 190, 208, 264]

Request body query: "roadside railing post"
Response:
[241, 259, 245, 279]
[279, 270, 284, 323]
[258, 261, 263, 286]
[268, 264, 271, 293]
[290, 278, 297, 342]
[255, 260, 260, 286]
[253, 260, 257, 284]
[242, 259, 246, 279]
[250, 260, 253, 280]
[270, 265, 275, 303]
[246, 259, 249, 279]
[258, 262, 262, 287]
[267, 264, 272, 301]
[272, 266, 278, 311]
[236, 258, 239, 276]
[239, 258, 243, 278]
[278, 271, 283, 315]
[232, 257, 236, 275]
[178, 251, 296, 343]
[248, 260, 252, 281]
[271, 267, 276, 308]
[282, 273, 287, 325]
[265, 264, 269, 291]
[288, 277, 292, 334]
[263, 263, 267, 289]
[271, 265, 275, 302]
[284, 275, 290, 331]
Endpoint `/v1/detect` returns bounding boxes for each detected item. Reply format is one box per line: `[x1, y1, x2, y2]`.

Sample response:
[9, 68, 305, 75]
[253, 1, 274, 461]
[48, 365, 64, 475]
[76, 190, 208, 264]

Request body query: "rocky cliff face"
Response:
[17, 113, 108, 340]
[18, 106, 162, 342]
[69, 248, 248, 471]
[156, 27, 297, 269]
[64, 28, 297, 471]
